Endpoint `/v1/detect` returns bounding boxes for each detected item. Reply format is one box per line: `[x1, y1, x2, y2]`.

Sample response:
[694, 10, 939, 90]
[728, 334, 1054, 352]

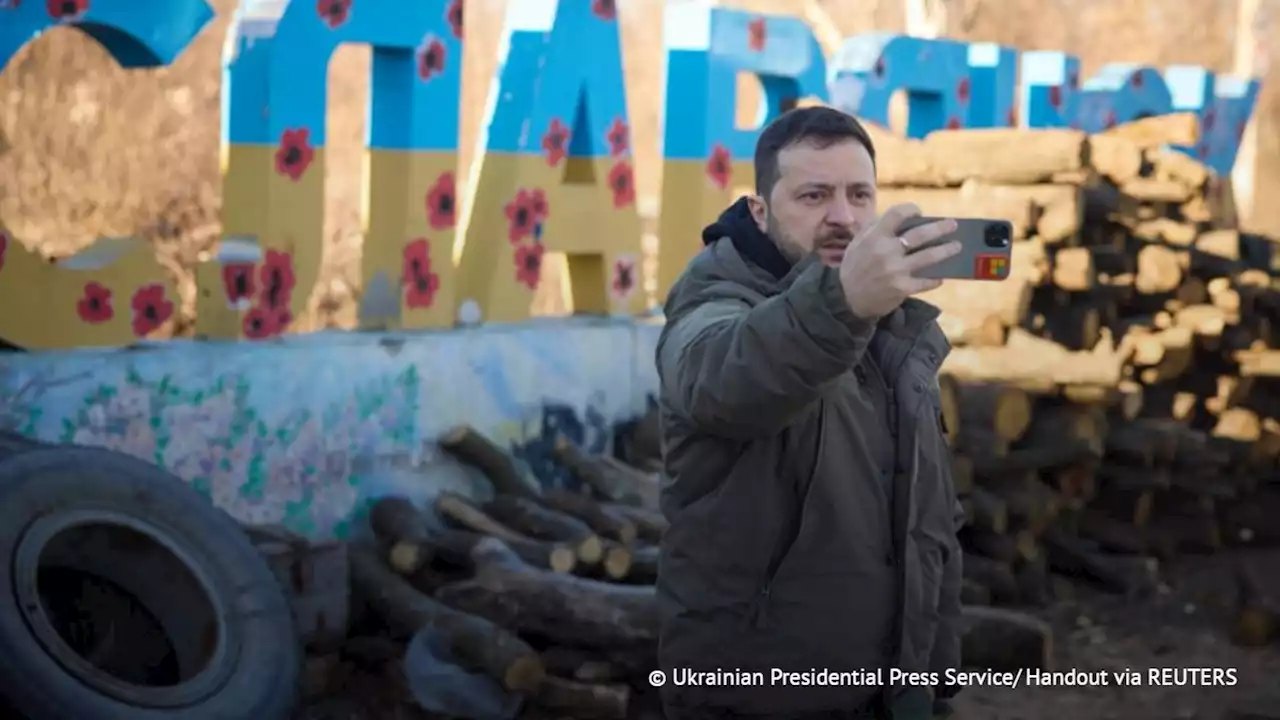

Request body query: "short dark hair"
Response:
[753, 106, 876, 198]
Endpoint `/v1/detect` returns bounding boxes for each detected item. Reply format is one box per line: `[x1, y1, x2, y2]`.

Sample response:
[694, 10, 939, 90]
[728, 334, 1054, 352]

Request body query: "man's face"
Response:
[748, 138, 877, 267]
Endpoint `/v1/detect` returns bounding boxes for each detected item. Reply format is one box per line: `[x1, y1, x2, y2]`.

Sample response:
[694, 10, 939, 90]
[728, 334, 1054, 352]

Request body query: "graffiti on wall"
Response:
[0, 318, 664, 538]
[0, 0, 1264, 349]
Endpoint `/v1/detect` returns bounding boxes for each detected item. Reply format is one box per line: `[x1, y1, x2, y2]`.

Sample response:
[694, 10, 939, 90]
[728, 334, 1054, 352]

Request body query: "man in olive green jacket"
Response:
[654, 107, 966, 719]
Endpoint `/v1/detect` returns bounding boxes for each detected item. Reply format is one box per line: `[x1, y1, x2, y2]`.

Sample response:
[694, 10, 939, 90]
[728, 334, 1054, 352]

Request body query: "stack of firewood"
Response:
[869, 113, 1280, 644]
[337, 423, 1054, 719]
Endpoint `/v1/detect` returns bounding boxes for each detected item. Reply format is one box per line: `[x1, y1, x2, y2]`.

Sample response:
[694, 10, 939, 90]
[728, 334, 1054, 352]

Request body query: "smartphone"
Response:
[897, 216, 1014, 281]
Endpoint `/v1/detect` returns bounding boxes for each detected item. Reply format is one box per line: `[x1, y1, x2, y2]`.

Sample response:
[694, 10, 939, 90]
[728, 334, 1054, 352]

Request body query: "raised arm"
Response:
[656, 261, 874, 440]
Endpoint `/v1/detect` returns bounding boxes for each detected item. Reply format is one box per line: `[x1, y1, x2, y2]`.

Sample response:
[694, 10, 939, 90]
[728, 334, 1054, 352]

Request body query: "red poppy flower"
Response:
[259, 249, 296, 309]
[945, 117, 961, 130]
[606, 117, 629, 157]
[504, 190, 536, 244]
[612, 257, 635, 297]
[317, 0, 350, 29]
[130, 284, 174, 337]
[425, 171, 456, 229]
[705, 144, 732, 190]
[270, 306, 293, 332]
[275, 128, 315, 182]
[1048, 85, 1063, 109]
[76, 282, 113, 324]
[528, 188, 549, 224]
[242, 306, 278, 340]
[591, 0, 615, 21]
[222, 262, 256, 307]
[46, 0, 87, 20]
[402, 241, 441, 310]
[956, 77, 970, 105]
[416, 35, 446, 81]
[514, 243, 544, 290]
[0, 231, 8, 273]
[748, 16, 766, 52]
[608, 160, 635, 209]
[446, 0, 463, 39]
[541, 118, 570, 167]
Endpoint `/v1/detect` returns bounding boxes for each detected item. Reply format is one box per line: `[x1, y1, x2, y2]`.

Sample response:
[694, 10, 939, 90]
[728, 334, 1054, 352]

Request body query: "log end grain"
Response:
[388, 541, 425, 575]
[506, 656, 548, 694]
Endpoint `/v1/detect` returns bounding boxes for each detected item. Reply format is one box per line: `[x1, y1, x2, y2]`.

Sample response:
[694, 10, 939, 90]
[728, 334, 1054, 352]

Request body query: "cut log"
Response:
[554, 436, 660, 508]
[1146, 146, 1209, 189]
[347, 543, 545, 693]
[962, 526, 1037, 564]
[539, 488, 639, 545]
[432, 537, 661, 649]
[439, 425, 539, 499]
[1014, 553, 1054, 607]
[621, 544, 660, 584]
[368, 496, 434, 574]
[541, 647, 625, 683]
[1231, 559, 1279, 647]
[920, 128, 1088, 185]
[1088, 133, 1143, 185]
[967, 487, 1009, 535]
[434, 493, 579, 573]
[941, 328, 1127, 393]
[1041, 526, 1159, 595]
[977, 474, 1061, 536]
[1098, 112, 1200, 149]
[956, 382, 1033, 445]
[959, 605, 1054, 671]
[962, 553, 1019, 604]
[532, 676, 631, 720]
[1075, 508, 1147, 555]
[618, 407, 663, 471]
[483, 495, 604, 565]
[603, 504, 668, 543]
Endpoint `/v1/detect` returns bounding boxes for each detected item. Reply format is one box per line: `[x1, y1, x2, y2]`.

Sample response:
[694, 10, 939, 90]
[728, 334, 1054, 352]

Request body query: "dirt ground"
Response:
[950, 546, 1280, 720]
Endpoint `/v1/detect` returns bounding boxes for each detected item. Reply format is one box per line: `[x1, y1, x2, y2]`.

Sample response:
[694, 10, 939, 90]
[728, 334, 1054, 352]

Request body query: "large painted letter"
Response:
[655, 5, 827, 300]
[1074, 64, 1174, 132]
[0, 0, 211, 349]
[966, 42, 1017, 128]
[828, 34, 971, 136]
[454, 0, 645, 323]
[203, 0, 463, 339]
[1017, 51, 1081, 129]
[1163, 66, 1261, 175]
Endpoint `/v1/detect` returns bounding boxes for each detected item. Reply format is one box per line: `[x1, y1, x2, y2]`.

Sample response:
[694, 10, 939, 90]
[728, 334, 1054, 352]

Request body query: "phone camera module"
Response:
[983, 222, 1011, 249]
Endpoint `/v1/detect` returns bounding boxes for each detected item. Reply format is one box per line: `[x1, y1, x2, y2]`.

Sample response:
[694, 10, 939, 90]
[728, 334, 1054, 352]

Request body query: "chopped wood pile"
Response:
[872, 113, 1280, 646]
[326, 423, 1053, 719]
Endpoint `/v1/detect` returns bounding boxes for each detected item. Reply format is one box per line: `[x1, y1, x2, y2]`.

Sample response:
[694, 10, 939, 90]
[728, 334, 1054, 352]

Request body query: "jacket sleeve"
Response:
[931, 492, 966, 699]
[656, 261, 875, 440]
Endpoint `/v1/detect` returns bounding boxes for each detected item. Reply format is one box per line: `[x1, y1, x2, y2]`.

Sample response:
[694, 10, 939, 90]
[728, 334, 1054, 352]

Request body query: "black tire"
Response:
[0, 446, 301, 720]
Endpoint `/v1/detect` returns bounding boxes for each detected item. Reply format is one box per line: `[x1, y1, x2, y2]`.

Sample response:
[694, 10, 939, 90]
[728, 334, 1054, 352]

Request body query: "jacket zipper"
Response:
[748, 403, 827, 628]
